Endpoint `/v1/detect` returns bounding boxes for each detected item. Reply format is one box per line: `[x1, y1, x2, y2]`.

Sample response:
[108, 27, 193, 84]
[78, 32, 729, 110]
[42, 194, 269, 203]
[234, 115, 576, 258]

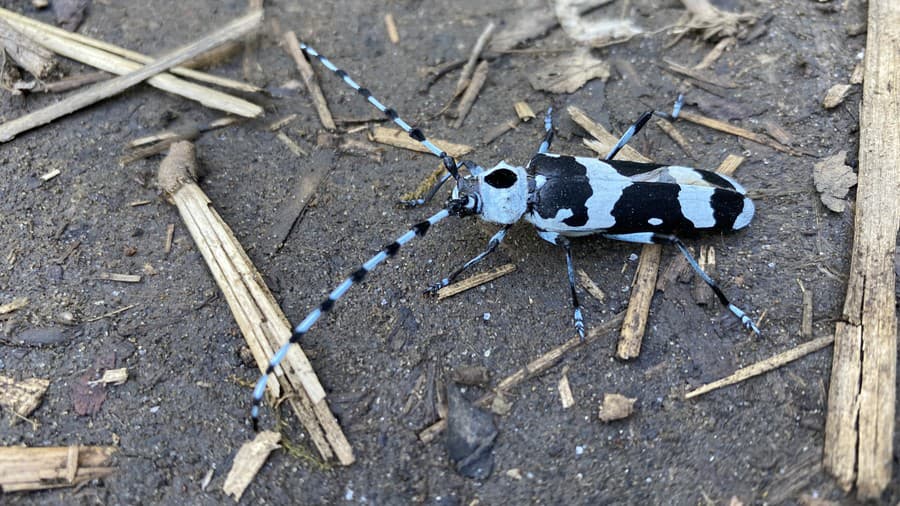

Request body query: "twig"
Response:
[120, 117, 240, 165]
[97, 273, 141, 283]
[481, 118, 519, 145]
[419, 311, 626, 443]
[0, 6, 262, 94]
[276, 131, 308, 157]
[694, 36, 735, 70]
[655, 118, 695, 158]
[0, 18, 55, 78]
[824, 0, 899, 497]
[800, 281, 813, 338]
[677, 111, 801, 156]
[283, 30, 336, 131]
[436, 264, 516, 300]
[0, 10, 264, 142]
[85, 304, 137, 322]
[685, 335, 834, 399]
[661, 58, 737, 88]
[451, 60, 489, 128]
[38, 71, 109, 93]
[576, 269, 606, 303]
[453, 22, 496, 99]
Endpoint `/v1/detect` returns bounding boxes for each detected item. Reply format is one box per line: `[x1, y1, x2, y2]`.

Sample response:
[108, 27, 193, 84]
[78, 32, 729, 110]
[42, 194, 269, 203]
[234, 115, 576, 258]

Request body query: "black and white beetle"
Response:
[251, 42, 758, 427]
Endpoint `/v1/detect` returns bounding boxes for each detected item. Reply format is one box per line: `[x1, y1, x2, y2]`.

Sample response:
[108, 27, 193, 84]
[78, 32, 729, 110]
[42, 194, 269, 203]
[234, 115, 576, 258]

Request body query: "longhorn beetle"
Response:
[251, 42, 759, 428]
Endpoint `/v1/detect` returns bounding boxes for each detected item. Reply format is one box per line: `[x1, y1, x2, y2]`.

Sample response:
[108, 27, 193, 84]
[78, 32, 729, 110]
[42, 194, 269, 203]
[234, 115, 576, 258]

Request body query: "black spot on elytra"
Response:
[608, 183, 694, 235]
[484, 168, 518, 189]
[606, 159, 667, 177]
[711, 189, 746, 230]
[529, 155, 592, 227]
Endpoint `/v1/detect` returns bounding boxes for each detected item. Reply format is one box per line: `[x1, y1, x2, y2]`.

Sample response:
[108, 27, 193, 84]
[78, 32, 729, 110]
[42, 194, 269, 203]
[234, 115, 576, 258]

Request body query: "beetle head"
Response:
[449, 162, 528, 224]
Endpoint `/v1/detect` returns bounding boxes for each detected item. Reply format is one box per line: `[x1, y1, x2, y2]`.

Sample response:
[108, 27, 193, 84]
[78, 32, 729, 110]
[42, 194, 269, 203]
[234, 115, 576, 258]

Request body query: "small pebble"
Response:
[575, 445, 584, 456]
[483, 312, 491, 321]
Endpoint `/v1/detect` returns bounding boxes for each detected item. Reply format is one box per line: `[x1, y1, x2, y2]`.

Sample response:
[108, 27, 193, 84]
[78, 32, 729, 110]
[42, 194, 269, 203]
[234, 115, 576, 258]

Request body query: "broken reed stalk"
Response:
[0, 18, 56, 78]
[824, 0, 899, 498]
[0, 10, 264, 143]
[685, 334, 834, 399]
[436, 263, 516, 300]
[0, 6, 262, 94]
[0, 445, 115, 492]
[419, 311, 626, 443]
[158, 141, 353, 465]
[677, 111, 800, 156]
[4, 13, 261, 119]
[567, 105, 660, 360]
[451, 60, 489, 128]
[283, 30, 336, 131]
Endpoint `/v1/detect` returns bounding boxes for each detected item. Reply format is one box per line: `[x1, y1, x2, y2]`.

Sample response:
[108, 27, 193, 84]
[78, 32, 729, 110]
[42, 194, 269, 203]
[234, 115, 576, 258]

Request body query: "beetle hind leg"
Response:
[557, 236, 585, 340]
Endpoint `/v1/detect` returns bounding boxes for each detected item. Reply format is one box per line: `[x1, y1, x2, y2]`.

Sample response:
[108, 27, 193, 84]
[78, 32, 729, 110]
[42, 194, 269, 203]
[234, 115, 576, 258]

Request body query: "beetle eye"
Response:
[484, 168, 518, 189]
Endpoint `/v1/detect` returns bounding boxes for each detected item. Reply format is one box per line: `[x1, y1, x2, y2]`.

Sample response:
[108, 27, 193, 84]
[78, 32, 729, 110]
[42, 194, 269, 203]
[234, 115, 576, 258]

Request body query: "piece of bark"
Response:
[691, 245, 716, 306]
[0, 10, 263, 142]
[222, 431, 280, 501]
[0, 19, 56, 78]
[813, 151, 856, 213]
[159, 142, 353, 465]
[514, 101, 535, 121]
[598, 393, 635, 422]
[0, 445, 116, 492]
[558, 368, 574, 409]
[824, 0, 899, 498]
[823, 84, 853, 109]
[0, 375, 49, 418]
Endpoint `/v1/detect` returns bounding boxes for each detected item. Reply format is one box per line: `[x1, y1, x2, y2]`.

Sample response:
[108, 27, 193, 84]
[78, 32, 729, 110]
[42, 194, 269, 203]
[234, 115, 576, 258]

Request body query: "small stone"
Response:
[598, 393, 636, 422]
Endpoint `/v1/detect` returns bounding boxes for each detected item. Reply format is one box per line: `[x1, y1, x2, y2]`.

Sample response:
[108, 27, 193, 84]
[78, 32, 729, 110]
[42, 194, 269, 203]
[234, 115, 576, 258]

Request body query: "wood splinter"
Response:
[158, 141, 353, 465]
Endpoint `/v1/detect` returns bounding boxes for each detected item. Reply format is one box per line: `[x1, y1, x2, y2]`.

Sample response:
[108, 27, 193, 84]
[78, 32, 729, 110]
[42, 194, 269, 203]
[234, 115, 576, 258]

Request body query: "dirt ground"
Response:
[1, 0, 894, 504]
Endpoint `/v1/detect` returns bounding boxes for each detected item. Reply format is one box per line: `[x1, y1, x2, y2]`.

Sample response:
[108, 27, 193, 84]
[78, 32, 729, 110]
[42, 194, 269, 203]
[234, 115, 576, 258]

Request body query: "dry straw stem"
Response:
[384, 13, 400, 44]
[0, 445, 115, 492]
[283, 30, 336, 131]
[223, 431, 281, 501]
[419, 311, 626, 443]
[370, 126, 473, 158]
[0, 18, 55, 78]
[0, 10, 264, 142]
[677, 111, 800, 156]
[436, 263, 517, 300]
[824, 0, 900, 498]
[158, 142, 353, 465]
[685, 334, 834, 399]
[2, 11, 262, 119]
[0, 6, 262, 94]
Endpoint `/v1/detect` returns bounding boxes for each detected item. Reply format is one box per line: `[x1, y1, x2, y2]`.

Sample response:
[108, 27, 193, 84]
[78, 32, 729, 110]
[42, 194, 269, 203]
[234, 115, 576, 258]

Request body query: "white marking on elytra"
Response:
[677, 186, 717, 229]
[733, 197, 755, 230]
[648, 217, 663, 226]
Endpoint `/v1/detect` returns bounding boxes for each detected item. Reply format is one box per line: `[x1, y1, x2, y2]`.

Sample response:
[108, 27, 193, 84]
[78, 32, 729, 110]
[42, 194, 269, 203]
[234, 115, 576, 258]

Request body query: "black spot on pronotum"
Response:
[409, 128, 426, 142]
[351, 267, 368, 282]
[385, 242, 401, 256]
[412, 220, 431, 236]
[484, 168, 518, 189]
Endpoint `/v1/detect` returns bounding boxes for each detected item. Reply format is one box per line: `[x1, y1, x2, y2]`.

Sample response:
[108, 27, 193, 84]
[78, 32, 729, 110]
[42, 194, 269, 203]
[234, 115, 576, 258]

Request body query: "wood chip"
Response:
[0, 375, 49, 418]
[850, 62, 864, 85]
[528, 47, 610, 94]
[98, 272, 141, 283]
[576, 269, 605, 303]
[222, 431, 281, 501]
[617, 244, 661, 360]
[0, 445, 116, 492]
[0, 297, 28, 315]
[813, 150, 856, 213]
[686, 335, 834, 399]
[823, 84, 853, 109]
[384, 14, 399, 44]
[436, 263, 517, 300]
[558, 368, 574, 409]
[598, 393, 635, 422]
[482, 118, 519, 145]
[88, 368, 128, 386]
[164, 223, 175, 254]
[370, 126, 473, 158]
[801, 283, 814, 338]
[39, 168, 60, 181]
[514, 101, 536, 121]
